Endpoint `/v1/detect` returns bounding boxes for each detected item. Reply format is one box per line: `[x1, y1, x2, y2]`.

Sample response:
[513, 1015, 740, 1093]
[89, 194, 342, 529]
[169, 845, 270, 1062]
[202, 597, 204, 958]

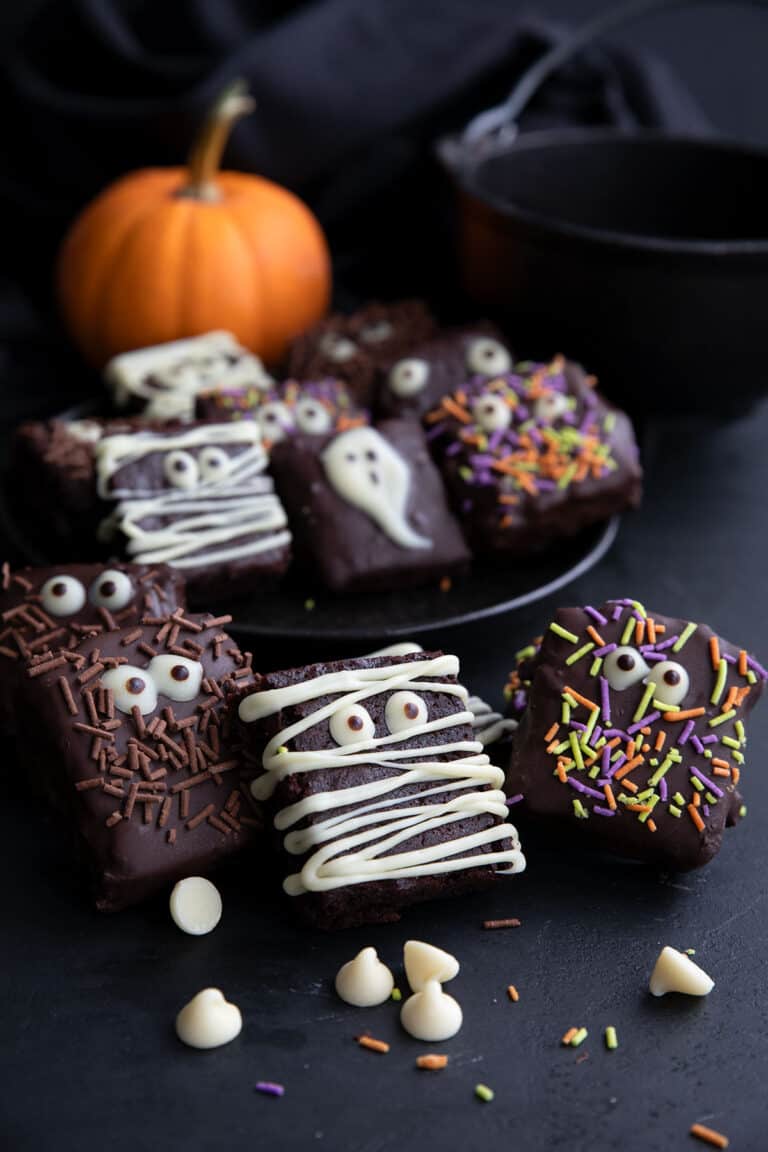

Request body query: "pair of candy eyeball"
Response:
[101, 655, 204, 716]
[602, 646, 690, 707]
[257, 397, 333, 442]
[164, 447, 232, 489]
[329, 692, 429, 746]
[387, 338, 512, 400]
[40, 570, 135, 617]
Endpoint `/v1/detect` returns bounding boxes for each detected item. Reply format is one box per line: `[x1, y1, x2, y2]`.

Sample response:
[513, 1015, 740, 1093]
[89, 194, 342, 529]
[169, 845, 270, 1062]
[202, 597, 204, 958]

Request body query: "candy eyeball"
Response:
[257, 401, 295, 443]
[148, 655, 204, 701]
[101, 665, 158, 716]
[89, 569, 134, 611]
[388, 358, 429, 398]
[359, 320, 393, 344]
[385, 691, 428, 734]
[534, 390, 569, 423]
[466, 338, 512, 377]
[603, 646, 651, 691]
[164, 450, 199, 490]
[295, 397, 332, 435]
[471, 392, 511, 433]
[40, 574, 86, 617]
[198, 446, 232, 482]
[319, 334, 357, 363]
[329, 703, 376, 746]
[646, 660, 690, 707]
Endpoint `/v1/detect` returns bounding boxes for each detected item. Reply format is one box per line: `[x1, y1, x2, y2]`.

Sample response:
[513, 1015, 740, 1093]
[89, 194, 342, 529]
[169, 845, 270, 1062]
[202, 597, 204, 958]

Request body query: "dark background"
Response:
[2, 3, 768, 1151]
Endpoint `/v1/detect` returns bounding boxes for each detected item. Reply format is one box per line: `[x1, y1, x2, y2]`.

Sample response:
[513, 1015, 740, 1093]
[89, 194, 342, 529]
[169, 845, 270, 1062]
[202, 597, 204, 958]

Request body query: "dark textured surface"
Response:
[4, 397, 768, 1150]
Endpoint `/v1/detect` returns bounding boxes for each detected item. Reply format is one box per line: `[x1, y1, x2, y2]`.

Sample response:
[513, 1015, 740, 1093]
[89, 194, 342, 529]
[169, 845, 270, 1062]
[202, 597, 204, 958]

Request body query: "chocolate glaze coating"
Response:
[507, 600, 766, 870]
[269, 419, 470, 592]
[194, 377, 368, 441]
[18, 612, 261, 910]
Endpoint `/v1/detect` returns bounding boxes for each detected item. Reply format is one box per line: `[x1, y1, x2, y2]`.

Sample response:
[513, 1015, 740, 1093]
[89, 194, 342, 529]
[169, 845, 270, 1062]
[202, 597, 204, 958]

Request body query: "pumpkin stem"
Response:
[180, 79, 255, 201]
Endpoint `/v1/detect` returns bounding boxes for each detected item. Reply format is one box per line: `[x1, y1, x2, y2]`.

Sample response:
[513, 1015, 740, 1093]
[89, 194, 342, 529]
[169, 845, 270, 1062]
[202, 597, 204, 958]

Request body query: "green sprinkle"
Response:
[562, 692, 577, 708]
[685, 949, 696, 956]
[516, 644, 538, 661]
[604, 413, 616, 431]
[572, 798, 589, 820]
[637, 787, 654, 801]
[604, 1026, 618, 1050]
[550, 622, 579, 644]
[589, 657, 603, 677]
[588, 764, 601, 779]
[561, 701, 571, 725]
[709, 709, 736, 728]
[475, 1084, 494, 1103]
[277, 745, 289, 755]
[611, 748, 624, 763]
[705, 792, 719, 805]
[566, 642, 595, 666]
[583, 708, 600, 745]
[638, 795, 659, 823]
[747, 669, 758, 685]
[570, 1028, 588, 1047]
[710, 658, 728, 705]
[735, 719, 745, 742]
[569, 732, 585, 772]
[739, 804, 748, 818]
[690, 776, 704, 792]
[620, 616, 636, 645]
[732, 749, 745, 764]
[668, 805, 682, 817]
[703, 749, 712, 759]
[668, 748, 682, 762]
[672, 622, 697, 652]
[595, 736, 606, 750]
[648, 757, 659, 768]
[648, 754, 674, 787]
[553, 740, 571, 755]
[673, 791, 685, 806]
[557, 462, 578, 490]
[304, 598, 316, 612]
[655, 700, 678, 712]
[630, 600, 647, 619]
[391, 988, 402, 1002]
[633, 679, 657, 723]
[459, 466, 473, 482]
[721, 736, 740, 750]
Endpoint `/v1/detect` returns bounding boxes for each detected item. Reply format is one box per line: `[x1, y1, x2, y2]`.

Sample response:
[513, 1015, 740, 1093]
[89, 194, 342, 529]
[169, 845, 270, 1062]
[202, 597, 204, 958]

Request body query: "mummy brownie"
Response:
[376, 325, 513, 421]
[237, 650, 525, 929]
[195, 378, 368, 444]
[0, 561, 185, 733]
[286, 301, 436, 405]
[96, 423, 291, 599]
[106, 331, 273, 422]
[507, 599, 766, 869]
[19, 611, 260, 909]
[427, 357, 642, 552]
[269, 420, 469, 591]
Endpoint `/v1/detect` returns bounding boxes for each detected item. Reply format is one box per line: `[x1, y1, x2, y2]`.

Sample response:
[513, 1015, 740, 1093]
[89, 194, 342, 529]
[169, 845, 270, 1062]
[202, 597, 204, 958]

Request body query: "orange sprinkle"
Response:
[564, 687, 600, 712]
[738, 649, 748, 677]
[688, 804, 705, 832]
[439, 577, 452, 593]
[441, 396, 472, 424]
[692, 791, 701, 807]
[499, 515, 515, 529]
[712, 766, 731, 778]
[646, 819, 657, 832]
[736, 685, 751, 705]
[606, 736, 622, 750]
[624, 803, 651, 814]
[614, 755, 645, 780]
[690, 1122, 729, 1149]
[586, 625, 606, 647]
[547, 740, 561, 754]
[498, 493, 520, 505]
[625, 739, 637, 760]
[620, 778, 638, 794]
[544, 722, 560, 743]
[709, 636, 721, 671]
[722, 686, 739, 713]
[640, 726, 651, 735]
[664, 707, 706, 722]
[732, 767, 741, 785]
[641, 742, 651, 754]
[654, 730, 666, 752]
[646, 618, 657, 644]
[357, 1035, 390, 1054]
[507, 985, 520, 1002]
[556, 763, 568, 784]
[635, 619, 645, 646]
[561, 1027, 578, 1046]
[603, 784, 616, 811]
[416, 1054, 448, 1070]
[455, 389, 468, 405]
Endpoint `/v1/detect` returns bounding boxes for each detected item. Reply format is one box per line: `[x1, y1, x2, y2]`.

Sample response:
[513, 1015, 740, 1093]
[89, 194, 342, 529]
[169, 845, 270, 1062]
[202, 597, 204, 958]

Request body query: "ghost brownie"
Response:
[236, 650, 525, 929]
[507, 599, 766, 869]
[269, 419, 469, 592]
[18, 612, 261, 910]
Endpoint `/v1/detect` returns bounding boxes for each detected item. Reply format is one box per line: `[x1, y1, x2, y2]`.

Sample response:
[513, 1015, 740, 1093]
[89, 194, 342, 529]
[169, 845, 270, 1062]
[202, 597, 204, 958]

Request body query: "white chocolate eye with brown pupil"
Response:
[534, 391, 569, 422]
[647, 661, 690, 706]
[295, 398, 332, 434]
[385, 691, 428, 734]
[257, 402, 294, 443]
[466, 338, 512, 376]
[388, 358, 429, 398]
[89, 569, 133, 610]
[40, 575, 86, 616]
[198, 446, 231, 481]
[164, 450, 199, 490]
[329, 703, 375, 746]
[101, 665, 158, 715]
[603, 646, 650, 690]
[148, 654, 204, 701]
[472, 393, 511, 433]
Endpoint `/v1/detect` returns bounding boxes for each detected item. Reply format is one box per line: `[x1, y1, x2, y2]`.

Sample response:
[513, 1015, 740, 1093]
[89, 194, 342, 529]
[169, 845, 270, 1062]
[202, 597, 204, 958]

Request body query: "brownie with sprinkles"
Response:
[236, 649, 525, 929]
[0, 561, 185, 734]
[269, 419, 469, 592]
[285, 300, 436, 406]
[194, 377, 368, 444]
[427, 356, 642, 552]
[374, 324, 513, 422]
[507, 598, 766, 869]
[18, 611, 261, 910]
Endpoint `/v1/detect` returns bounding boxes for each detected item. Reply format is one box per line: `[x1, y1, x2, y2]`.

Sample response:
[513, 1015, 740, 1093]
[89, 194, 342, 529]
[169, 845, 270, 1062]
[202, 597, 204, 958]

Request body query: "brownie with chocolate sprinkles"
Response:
[18, 611, 261, 910]
[507, 598, 766, 869]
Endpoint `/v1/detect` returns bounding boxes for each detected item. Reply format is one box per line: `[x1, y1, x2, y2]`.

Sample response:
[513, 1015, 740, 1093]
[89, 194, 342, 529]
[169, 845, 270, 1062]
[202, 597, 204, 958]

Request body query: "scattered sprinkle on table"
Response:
[255, 1082, 285, 1098]
[482, 918, 521, 930]
[570, 1027, 588, 1047]
[475, 1084, 494, 1103]
[304, 598, 315, 612]
[561, 1027, 578, 1045]
[391, 987, 402, 1002]
[417, 1054, 448, 1070]
[356, 1035, 390, 1054]
[507, 984, 520, 1002]
[690, 1122, 729, 1149]
[604, 1026, 618, 1050]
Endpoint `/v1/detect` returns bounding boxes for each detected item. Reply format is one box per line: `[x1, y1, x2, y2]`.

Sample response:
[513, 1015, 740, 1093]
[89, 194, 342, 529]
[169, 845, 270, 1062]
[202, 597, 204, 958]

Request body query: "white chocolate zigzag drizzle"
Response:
[239, 654, 526, 895]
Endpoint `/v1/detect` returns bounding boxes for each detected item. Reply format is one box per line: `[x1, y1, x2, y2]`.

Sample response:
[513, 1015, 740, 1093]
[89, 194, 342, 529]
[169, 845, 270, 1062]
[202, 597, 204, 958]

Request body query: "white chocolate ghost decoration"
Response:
[321, 427, 432, 551]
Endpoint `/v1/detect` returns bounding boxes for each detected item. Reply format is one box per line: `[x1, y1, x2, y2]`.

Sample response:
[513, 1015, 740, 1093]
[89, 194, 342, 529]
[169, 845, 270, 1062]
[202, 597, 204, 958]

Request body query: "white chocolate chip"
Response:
[169, 877, 222, 936]
[649, 946, 714, 997]
[400, 979, 463, 1042]
[404, 940, 460, 992]
[175, 988, 242, 1049]
[335, 947, 394, 1007]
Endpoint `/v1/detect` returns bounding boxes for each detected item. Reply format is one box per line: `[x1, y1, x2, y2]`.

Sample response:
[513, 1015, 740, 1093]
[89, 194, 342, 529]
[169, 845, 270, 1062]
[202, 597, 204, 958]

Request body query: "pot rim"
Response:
[453, 127, 768, 258]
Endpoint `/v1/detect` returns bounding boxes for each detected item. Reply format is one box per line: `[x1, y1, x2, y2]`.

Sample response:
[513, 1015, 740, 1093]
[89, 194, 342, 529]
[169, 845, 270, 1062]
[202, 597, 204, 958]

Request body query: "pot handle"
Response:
[442, 0, 767, 167]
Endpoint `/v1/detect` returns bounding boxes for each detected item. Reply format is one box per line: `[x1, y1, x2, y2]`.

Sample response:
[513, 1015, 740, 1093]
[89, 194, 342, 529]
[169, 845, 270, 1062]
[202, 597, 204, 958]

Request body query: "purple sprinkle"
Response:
[689, 766, 723, 797]
[425, 423, 446, 442]
[628, 711, 660, 735]
[488, 429, 506, 452]
[600, 676, 611, 724]
[255, 1082, 285, 1097]
[516, 405, 529, 421]
[569, 720, 588, 732]
[601, 746, 612, 774]
[592, 725, 602, 744]
[659, 777, 668, 802]
[506, 793, 523, 806]
[643, 651, 668, 663]
[747, 655, 768, 680]
[654, 636, 679, 651]
[611, 605, 623, 621]
[608, 598, 634, 606]
[536, 478, 558, 491]
[444, 440, 463, 455]
[579, 414, 594, 434]
[605, 753, 626, 779]
[592, 805, 616, 817]
[702, 803, 710, 817]
[604, 728, 630, 740]
[701, 734, 719, 745]
[722, 652, 737, 664]
[528, 427, 544, 446]
[567, 778, 604, 799]
[461, 499, 473, 513]
[690, 735, 705, 755]
[584, 606, 608, 627]
[678, 719, 696, 745]
[470, 454, 496, 468]
[594, 643, 617, 657]
[513, 690, 527, 711]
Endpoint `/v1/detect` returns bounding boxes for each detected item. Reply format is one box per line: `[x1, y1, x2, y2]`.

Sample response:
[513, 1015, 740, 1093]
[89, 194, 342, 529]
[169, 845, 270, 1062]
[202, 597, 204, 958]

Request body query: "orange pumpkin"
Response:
[57, 81, 331, 368]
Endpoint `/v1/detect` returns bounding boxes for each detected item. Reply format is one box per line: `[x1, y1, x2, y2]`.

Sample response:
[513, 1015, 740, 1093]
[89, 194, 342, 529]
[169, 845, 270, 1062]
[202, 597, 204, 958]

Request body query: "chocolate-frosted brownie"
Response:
[236, 650, 525, 929]
[19, 612, 261, 910]
[195, 377, 368, 445]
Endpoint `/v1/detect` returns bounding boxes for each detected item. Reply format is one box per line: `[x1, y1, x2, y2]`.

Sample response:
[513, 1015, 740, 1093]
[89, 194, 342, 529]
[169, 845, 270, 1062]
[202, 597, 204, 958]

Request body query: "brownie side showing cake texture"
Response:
[105, 331, 273, 422]
[269, 419, 469, 592]
[95, 422, 292, 601]
[236, 650, 525, 929]
[18, 611, 261, 910]
[507, 598, 766, 870]
[427, 356, 642, 552]
[195, 377, 369, 446]
[375, 323, 513, 422]
[285, 300, 436, 406]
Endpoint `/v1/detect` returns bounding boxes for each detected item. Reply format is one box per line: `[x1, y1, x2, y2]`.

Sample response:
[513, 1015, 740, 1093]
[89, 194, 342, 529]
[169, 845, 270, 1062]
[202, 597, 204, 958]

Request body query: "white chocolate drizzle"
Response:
[238, 654, 525, 896]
